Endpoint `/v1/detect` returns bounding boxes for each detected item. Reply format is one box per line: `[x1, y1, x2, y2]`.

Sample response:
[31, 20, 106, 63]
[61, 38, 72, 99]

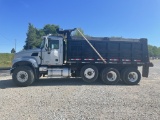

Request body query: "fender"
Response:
[10, 57, 39, 79]
[12, 57, 38, 68]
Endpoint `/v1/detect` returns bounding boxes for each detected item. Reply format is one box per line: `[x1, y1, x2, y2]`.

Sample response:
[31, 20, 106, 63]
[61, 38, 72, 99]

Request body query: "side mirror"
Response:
[45, 44, 51, 54]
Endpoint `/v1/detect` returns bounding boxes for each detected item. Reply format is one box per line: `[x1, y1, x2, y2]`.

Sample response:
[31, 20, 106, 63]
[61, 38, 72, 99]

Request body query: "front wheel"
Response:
[80, 65, 98, 83]
[12, 66, 35, 87]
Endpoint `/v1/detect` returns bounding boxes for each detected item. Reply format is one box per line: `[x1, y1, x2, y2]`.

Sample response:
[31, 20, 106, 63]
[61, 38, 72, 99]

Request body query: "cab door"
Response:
[42, 36, 63, 65]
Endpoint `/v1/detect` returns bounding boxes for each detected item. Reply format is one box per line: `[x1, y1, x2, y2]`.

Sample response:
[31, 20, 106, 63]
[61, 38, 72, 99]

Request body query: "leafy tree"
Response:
[158, 47, 160, 57]
[11, 48, 16, 53]
[152, 46, 159, 57]
[24, 23, 59, 50]
[36, 29, 45, 47]
[24, 23, 38, 49]
[148, 45, 160, 57]
[148, 45, 154, 57]
[43, 24, 59, 35]
[72, 28, 84, 37]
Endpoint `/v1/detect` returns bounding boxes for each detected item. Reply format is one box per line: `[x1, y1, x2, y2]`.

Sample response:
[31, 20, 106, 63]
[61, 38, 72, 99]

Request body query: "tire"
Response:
[101, 68, 120, 85]
[12, 66, 35, 87]
[123, 68, 141, 85]
[120, 68, 127, 84]
[35, 73, 42, 82]
[80, 65, 98, 83]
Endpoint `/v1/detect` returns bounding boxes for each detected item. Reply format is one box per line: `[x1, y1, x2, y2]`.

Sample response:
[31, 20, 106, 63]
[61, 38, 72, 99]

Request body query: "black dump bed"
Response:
[67, 36, 149, 64]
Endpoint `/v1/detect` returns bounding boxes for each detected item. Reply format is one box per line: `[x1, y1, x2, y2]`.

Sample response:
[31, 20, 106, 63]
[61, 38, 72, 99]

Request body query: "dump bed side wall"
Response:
[67, 37, 149, 64]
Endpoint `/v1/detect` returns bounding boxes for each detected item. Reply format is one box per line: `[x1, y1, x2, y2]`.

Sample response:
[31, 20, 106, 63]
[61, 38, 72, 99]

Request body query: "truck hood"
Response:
[14, 48, 41, 58]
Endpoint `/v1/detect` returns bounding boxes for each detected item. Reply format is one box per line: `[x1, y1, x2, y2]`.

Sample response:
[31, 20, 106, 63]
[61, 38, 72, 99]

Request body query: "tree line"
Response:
[148, 45, 160, 58]
[22, 23, 160, 58]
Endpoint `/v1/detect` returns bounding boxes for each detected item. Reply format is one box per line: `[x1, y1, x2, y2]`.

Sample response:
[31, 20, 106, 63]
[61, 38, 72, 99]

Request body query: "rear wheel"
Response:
[12, 66, 35, 87]
[123, 68, 141, 85]
[80, 65, 98, 83]
[101, 68, 120, 85]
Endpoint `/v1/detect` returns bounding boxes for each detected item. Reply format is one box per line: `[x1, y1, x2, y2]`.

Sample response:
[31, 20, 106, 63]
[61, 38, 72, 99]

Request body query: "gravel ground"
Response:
[0, 60, 160, 120]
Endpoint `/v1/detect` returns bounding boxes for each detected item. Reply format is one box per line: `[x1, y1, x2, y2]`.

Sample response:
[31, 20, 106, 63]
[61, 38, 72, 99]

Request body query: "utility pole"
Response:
[15, 39, 16, 53]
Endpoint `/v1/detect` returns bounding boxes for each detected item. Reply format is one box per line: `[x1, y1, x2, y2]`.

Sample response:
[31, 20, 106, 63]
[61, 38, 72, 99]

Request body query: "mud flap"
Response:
[142, 62, 153, 77]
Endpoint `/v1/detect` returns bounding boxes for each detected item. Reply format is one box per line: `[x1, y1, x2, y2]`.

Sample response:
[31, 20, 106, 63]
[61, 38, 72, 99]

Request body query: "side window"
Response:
[48, 40, 59, 49]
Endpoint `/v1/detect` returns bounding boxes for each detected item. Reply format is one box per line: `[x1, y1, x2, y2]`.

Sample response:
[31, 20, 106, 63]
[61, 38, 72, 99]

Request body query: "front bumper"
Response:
[10, 67, 15, 74]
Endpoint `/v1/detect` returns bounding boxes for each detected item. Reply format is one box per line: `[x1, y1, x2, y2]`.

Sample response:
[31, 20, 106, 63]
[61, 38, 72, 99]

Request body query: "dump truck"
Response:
[10, 28, 153, 86]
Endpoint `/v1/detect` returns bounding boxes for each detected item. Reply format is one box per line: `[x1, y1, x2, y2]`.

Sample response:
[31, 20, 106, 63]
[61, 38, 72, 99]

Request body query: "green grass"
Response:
[0, 53, 14, 67]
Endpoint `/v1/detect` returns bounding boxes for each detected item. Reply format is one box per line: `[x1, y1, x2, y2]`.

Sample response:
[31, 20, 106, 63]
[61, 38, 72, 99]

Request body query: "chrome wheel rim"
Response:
[17, 71, 28, 82]
[106, 71, 117, 81]
[84, 68, 95, 79]
[128, 72, 138, 82]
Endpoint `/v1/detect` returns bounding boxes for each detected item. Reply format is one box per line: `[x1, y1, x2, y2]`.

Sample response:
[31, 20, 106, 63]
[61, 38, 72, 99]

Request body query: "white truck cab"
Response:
[41, 36, 63, 65]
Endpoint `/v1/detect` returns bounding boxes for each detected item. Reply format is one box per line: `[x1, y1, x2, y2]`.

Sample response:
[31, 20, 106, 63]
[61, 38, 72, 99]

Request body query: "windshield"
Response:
[40, 38, 45, 49]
